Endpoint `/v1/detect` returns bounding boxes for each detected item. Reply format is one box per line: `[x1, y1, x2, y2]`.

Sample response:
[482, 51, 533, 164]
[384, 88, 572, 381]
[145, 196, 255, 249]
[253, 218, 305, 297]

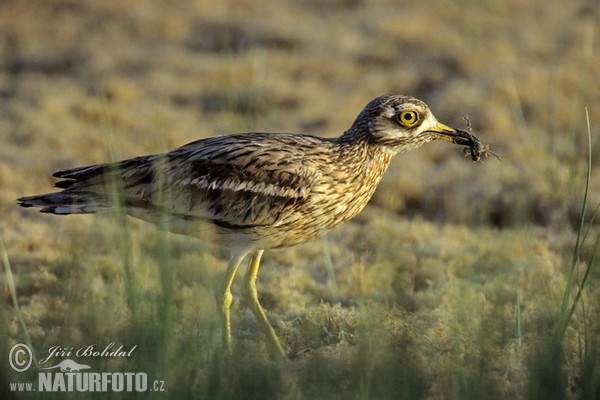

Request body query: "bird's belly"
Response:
[125, 182, 373, 250]
[250, 192, 370, 249]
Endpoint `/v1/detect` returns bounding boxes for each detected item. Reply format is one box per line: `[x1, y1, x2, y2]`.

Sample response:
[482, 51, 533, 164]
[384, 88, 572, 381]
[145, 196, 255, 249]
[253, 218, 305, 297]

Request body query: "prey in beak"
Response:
[427, 122, 500, 162]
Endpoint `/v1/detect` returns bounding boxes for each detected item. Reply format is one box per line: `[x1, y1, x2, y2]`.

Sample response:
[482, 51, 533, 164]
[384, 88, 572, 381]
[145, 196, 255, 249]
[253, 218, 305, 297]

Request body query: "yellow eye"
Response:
[396, 110, 420, 127]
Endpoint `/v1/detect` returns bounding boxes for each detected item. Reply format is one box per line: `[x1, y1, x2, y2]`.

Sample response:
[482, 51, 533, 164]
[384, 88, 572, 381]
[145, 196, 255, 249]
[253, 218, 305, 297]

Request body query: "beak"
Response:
[426, 122, 476, 147]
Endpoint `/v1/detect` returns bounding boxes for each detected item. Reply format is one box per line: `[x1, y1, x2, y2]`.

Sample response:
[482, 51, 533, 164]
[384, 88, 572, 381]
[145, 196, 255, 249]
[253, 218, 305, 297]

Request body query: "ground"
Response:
[1, 0, 599, 399]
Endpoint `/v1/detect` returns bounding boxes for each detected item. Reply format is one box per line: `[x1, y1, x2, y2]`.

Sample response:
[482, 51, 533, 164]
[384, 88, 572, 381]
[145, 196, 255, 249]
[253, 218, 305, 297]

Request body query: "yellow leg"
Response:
[219, 252, 246, 355]
[242, 250, 286, 358]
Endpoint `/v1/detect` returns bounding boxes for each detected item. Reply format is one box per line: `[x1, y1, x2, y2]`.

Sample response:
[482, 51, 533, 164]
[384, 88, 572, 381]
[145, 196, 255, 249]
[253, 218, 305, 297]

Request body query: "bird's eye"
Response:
[396, 110, 420, 127]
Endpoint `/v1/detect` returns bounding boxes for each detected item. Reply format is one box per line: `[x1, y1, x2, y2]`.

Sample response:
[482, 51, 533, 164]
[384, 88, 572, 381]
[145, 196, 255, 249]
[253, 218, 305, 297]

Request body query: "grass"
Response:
[2, 116, 599, 398]
[4, 108, 599, 397]
[1, 1, 600, 398]
[525, 108, 599, 400]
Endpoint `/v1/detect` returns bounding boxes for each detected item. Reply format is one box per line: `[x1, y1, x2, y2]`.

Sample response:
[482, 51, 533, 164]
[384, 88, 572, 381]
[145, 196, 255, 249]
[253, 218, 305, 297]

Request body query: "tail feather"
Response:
[18, 155, 158, 214]
[17, 192, 110, 214]
[52, 155, 156, 189]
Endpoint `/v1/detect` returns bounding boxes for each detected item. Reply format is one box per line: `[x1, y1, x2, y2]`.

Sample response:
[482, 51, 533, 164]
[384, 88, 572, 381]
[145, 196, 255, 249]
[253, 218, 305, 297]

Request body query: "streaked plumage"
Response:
[18, 94, 480, 357]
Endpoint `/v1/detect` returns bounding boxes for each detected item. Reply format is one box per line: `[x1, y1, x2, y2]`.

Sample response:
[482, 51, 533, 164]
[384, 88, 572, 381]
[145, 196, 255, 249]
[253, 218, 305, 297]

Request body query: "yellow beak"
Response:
[426, 122, 475, 146]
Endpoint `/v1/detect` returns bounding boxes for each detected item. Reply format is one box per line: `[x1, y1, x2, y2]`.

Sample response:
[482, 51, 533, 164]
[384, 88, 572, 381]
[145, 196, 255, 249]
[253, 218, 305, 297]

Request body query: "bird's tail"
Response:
[17, 155, 157, 215]
[17, 191, 111, 215]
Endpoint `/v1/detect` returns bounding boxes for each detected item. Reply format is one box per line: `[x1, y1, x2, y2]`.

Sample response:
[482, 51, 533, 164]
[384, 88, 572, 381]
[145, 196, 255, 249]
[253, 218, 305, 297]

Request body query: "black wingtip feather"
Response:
[54, 179, 76, 189]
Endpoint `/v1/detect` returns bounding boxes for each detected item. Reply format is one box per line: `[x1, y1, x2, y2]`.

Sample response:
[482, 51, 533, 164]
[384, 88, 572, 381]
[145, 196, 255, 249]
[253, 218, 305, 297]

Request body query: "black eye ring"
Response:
[396, 110, 420, 127]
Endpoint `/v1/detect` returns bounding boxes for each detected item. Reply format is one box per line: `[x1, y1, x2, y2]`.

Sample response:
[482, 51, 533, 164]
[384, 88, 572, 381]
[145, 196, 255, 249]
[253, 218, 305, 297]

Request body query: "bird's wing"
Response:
[159, 133, 325, 228]
[53, 133, 328, 228]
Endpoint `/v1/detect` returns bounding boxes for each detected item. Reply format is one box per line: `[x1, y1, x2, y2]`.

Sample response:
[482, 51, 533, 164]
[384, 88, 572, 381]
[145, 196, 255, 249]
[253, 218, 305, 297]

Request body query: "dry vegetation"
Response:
[1, 0, 599, 399]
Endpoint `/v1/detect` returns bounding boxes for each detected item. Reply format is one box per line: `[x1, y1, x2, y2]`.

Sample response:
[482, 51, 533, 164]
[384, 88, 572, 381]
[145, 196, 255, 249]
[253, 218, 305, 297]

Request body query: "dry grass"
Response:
[1, 0, 600, 398]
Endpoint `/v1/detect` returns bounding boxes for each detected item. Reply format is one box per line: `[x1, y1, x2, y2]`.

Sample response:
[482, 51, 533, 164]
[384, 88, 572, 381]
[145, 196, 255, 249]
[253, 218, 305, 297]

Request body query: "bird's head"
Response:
[345, 94, 475, 153]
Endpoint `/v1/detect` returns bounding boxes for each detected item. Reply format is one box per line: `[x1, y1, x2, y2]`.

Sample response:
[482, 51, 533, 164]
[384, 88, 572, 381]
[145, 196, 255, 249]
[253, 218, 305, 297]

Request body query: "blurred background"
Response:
[1, 0, 598, 225]
[0, 0, 600, 226]
[1, 0, 599, 399]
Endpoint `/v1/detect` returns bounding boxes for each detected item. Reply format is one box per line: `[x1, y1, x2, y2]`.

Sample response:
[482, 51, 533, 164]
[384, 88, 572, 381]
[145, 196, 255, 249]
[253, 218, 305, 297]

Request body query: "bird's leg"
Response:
[219, 252, 246, 355]
[242, 250, 286, 358]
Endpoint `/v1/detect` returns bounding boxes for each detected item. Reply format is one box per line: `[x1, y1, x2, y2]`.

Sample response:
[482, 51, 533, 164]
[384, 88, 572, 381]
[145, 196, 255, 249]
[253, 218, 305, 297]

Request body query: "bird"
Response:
[17, 94, 480, 357]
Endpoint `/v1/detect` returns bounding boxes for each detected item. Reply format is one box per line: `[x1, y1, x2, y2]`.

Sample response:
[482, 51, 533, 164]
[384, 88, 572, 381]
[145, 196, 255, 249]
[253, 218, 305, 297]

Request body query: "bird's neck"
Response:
[334, 129, 396, 192]
[337, 124, 372, 144]
[336, 127, 396, 170]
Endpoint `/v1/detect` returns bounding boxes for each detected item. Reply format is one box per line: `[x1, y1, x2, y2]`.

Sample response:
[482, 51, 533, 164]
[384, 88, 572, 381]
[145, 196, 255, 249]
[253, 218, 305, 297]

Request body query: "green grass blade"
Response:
[557, 107, 596, 343]
[0, 231, 39, 368]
